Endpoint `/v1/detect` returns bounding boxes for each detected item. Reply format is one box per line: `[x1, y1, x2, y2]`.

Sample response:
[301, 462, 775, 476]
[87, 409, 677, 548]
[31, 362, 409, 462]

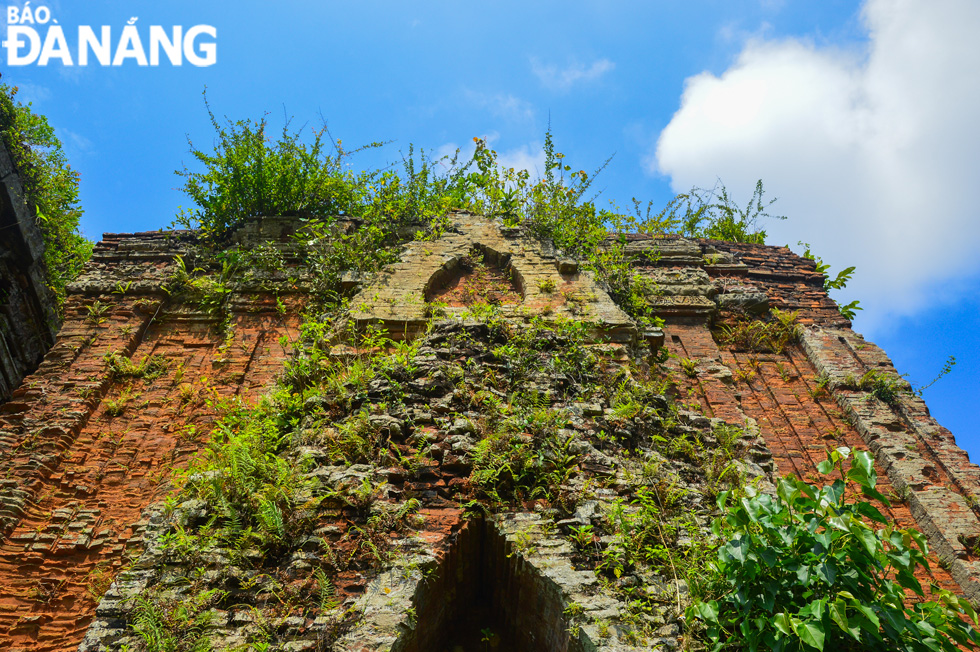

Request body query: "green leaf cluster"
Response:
[688, 447, 980, 652]
[667, 180, 785, 244]
[175, 93, 462, 246]
[131, 588, 224, 652]
[176, 101, 800, 328]
[716, 309, 801, 354]
[0, 83, 92, 315]
[798, 241, 862, 320]
[175, 393, 318, 556]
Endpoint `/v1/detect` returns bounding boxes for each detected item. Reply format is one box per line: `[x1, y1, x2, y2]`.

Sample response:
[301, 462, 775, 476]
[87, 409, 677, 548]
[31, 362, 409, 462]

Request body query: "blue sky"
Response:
[3, 1, 978, 460]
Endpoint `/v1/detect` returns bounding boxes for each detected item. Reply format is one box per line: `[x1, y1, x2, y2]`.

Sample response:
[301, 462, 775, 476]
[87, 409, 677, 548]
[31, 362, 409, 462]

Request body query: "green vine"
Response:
[0, 82, 92, 316]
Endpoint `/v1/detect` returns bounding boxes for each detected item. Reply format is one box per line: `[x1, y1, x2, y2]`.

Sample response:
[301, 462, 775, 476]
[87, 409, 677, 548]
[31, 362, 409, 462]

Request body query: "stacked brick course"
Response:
[0, 229, 298, 651]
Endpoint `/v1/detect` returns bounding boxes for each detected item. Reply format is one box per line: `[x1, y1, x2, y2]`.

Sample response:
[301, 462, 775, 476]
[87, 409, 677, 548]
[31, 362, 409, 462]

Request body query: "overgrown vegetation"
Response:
[839, 357, 957, 406]
[119, 102, 956, 652]
[842, 370, 909, 406]
[687, 447, 980, 652]
[0, 82, 92, 315]
[172, 99, 790, 327]
[799, 242, 862, 321]
[716, 309, 801, 354]
[655, 179, 785, 244]
[105, 352, 169, 381]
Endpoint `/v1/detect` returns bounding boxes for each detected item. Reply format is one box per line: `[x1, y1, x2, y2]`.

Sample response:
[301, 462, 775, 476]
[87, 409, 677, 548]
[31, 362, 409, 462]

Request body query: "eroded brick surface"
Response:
[0, 232, 300, 651]
[1, 217, 978, 651]
[351, 212, 636, 341]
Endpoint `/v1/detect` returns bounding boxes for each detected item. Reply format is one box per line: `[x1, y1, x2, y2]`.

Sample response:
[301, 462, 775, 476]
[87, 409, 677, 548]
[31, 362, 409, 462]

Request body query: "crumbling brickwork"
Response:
[0, 212, 976, 651]
[0, 228, 299, 650]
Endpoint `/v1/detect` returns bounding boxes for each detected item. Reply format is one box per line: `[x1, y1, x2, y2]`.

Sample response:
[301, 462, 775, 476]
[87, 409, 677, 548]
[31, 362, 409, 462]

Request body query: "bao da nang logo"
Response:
[3, 3, 216, 66]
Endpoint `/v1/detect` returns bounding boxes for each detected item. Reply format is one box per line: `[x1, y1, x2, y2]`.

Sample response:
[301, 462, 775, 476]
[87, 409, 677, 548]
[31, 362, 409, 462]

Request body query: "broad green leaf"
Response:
[919, 637, 943, 652]
[759, 546, 778, 567]
[908, 528, 929, 554]
[816, 459, 835, 475]
[824, 480, 845, 506]
[815, 560, 837, 585]
[852, 450, 875, 485]
[777, 476, 800, 504]
[851, 523, 879, 556]
[800, 598, 826, 621]
[853, 602, 881, 631]
[798, 480, 818, 501]
[796, 564, 812, 585]
[814, 531, 832, 550]
[797, 620, 826, 651]
[743, 496, 765, 523]
[860, 484, 890, 505]
[846, 464, 869, 487]
[726, 536, 749, 563]
[828, 599, 848, 629]
[716, 490, 731, 513]
[957, 595, 978, 623]
[762, 588, 775, 612]
[773, 612, 793, 636]
[693, 600, 719, 624]
[829, 599, 860, 641]
[855, 501, 888, 524]
[896, 569, 924, 596]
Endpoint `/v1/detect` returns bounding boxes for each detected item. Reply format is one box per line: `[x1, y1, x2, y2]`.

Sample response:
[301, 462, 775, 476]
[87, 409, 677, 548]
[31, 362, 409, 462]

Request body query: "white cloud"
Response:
[531, 57, 615, 92]
[5, 81, 51, 105]
[497, 143, 546, 178]
[463, 90, 535, 122]
[653, 0, 980, 331]
[56, 126, 93, 159]
[435, 134, 545, 179]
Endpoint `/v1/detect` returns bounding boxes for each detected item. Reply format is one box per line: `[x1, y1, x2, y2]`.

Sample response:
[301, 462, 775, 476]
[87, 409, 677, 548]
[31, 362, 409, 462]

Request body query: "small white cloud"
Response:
[530, 57, 615, 92]
[497, 143, 545, 178]
[434, 135, 544, 179]
[56, 127, 92, 153]
[653, 0, 980, 331]
[463, 90, 535, 122]
[6, 81, 51, 105]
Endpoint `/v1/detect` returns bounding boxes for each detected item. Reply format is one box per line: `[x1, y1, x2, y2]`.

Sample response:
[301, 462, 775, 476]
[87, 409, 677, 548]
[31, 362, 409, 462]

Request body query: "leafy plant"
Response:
[175, 394, 319, 556]
[675, 180, 785, 244]
[538, 278, 557, 293]
[568, 523, 596, 549]
[105, 351, 169, 380]
[472, 425, 579, 504]
[131, 588, 225, 652]
[717, 309, 800, 354]
[799, 242, 862, 320]
[0, 83, 92, 315]
[680, 357, 699, 378]
[911, 355, 957, 398]
[687, 447, 980, 652]
[176, 93, 354, 241]
[85, 300, 110, 325]
[842, 370, 908, 406]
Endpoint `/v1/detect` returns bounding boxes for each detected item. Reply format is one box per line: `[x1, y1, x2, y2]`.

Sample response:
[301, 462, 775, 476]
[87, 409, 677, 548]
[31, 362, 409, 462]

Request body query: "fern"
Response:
[256, 497, 285, 543]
